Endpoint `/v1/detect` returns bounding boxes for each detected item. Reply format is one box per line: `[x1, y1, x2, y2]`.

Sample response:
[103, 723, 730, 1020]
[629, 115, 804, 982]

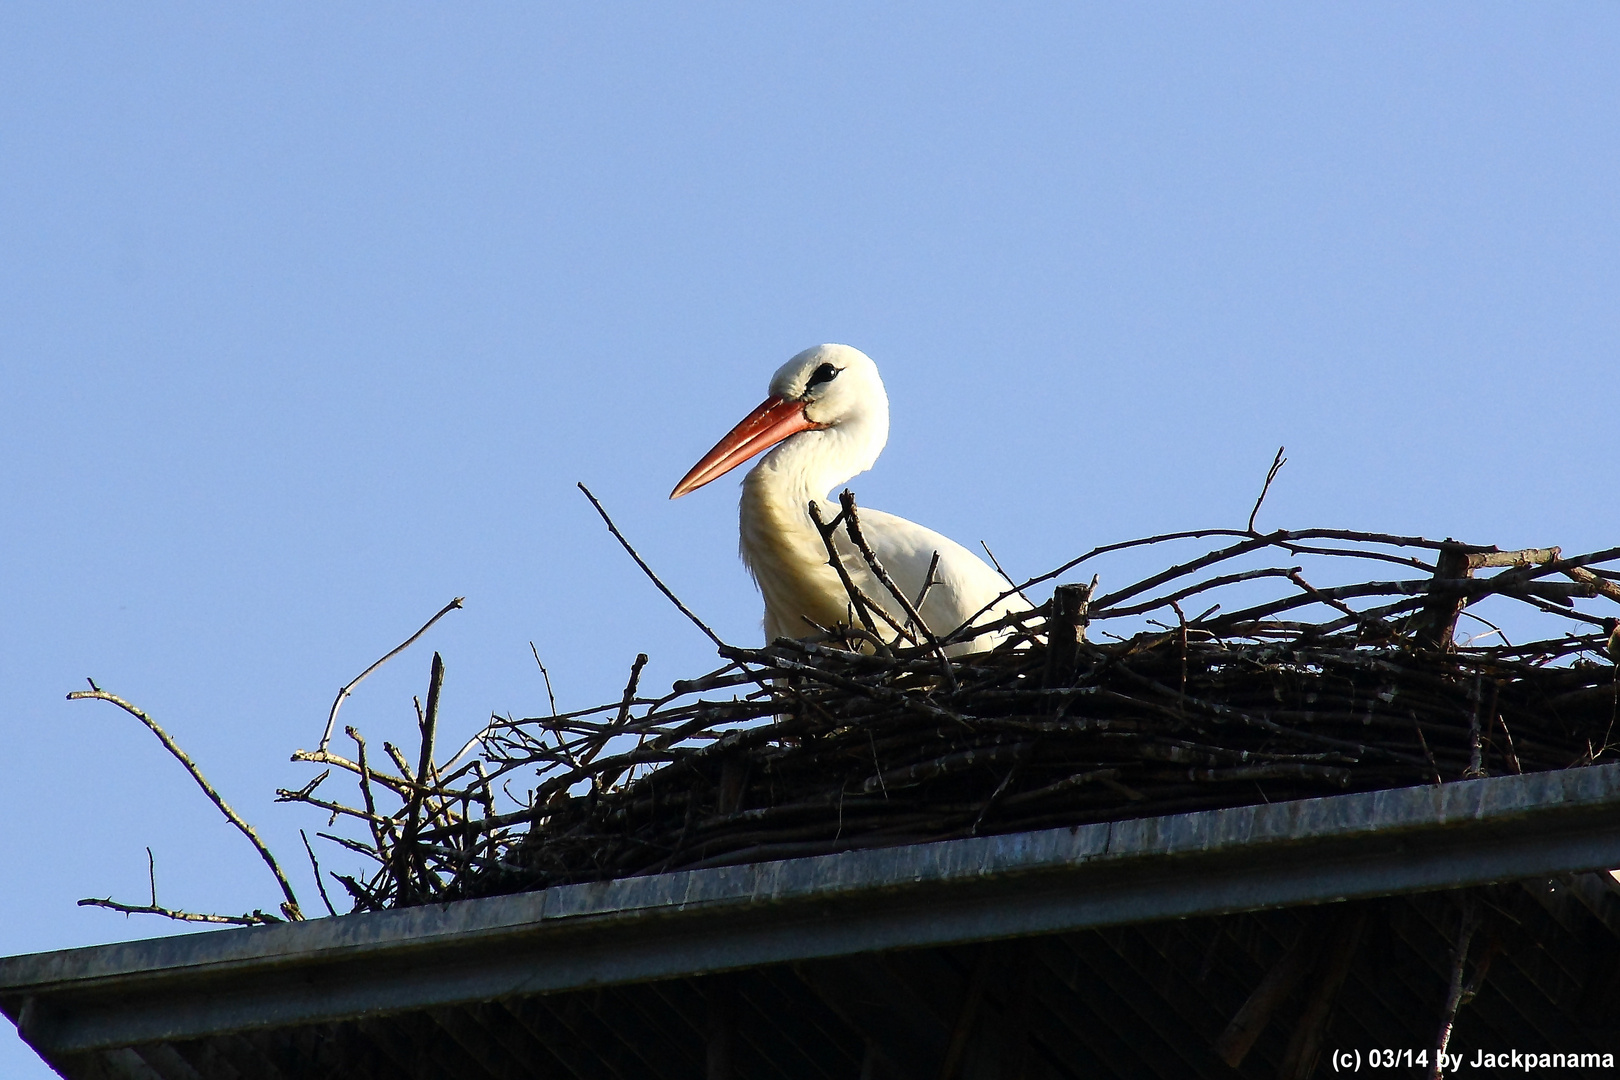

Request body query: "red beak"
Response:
[670, 396, 823, 498]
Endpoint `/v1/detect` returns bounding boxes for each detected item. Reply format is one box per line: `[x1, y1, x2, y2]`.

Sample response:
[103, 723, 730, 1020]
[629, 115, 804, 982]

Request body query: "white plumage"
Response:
[671, 344, 1029, 653]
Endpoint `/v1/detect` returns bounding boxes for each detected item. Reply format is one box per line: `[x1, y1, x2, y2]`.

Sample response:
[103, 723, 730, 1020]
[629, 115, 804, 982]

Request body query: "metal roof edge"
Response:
[6, 762, 1619, 992]
[7, 763, 1620, 1055]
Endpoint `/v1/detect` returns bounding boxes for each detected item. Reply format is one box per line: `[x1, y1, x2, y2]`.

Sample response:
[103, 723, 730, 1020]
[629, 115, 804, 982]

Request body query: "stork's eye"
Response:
[807, 363, 840, 388]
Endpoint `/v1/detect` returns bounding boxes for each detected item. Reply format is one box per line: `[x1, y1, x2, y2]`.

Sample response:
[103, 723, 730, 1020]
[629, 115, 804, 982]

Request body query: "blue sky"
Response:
[3, 5, 1618, 1073]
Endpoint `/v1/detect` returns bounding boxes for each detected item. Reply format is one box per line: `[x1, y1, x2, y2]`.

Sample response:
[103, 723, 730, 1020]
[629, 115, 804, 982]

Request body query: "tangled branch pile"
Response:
[282, 505, 1620, 913]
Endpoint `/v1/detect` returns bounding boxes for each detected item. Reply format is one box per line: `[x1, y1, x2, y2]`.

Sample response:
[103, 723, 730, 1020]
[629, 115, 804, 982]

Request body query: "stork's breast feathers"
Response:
[739, 485, 853, 642]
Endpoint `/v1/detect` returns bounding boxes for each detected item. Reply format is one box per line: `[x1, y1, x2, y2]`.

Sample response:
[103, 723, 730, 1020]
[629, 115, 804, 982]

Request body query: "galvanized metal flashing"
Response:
[6, 764, 1620, 1056]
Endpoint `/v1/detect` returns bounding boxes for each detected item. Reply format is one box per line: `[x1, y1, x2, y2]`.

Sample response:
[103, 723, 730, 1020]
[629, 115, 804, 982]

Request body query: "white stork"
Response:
[670, 344, 1030, 653]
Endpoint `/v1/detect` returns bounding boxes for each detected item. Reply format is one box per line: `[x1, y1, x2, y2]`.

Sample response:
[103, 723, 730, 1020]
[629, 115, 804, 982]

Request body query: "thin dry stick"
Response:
[840, 492, 940, 647]
[1431, 896, 1481, 1080]
[805, 500, 896, 644]
[581, 654, 650, 772]
[979, 540, 1034, 610]
[287, 747, 415, 798]
[383, 741, 417, 785]
[349, 727, 393, 877]
[1565, 565, 1620, 605]
[617, 654, 649, 727]
[443, 717, 496, 773]
[955, 524, 1475, 645]
[579, 482, 724, 647]
[69, 684, 303, 921]
[1286, 569, 1394, 641]
[1168, 599, 1189, 702]
[1464, 676, 1486, 779]
[77, 897, 270, 926]
[300, 829, 339, 917]
[839, 492, 955, 688]
[396, 653, 446, 900]
[277, 790, 392, 827]
[319, 596, 464, 750]
[78, 843, 278, 927]
[531, 642, 560, 715]
[1099, 566, 1294, 620]
[277, 768, 330, 805]
[1247, 446, 1287, 533]
[913, 550, 943, 615]
[1496, 714, 1522, 773]
[943, 527, 1258, 642]
[1412, 719, 1442, 786]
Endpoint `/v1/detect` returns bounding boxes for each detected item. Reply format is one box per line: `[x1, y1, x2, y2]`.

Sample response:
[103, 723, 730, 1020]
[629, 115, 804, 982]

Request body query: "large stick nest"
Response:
[286, 506, 1620, 913]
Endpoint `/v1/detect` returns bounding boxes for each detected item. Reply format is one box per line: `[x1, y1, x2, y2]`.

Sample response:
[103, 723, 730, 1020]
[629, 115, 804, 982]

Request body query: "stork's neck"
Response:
[734, 388, 889, 642]
[743, 418, 885, 515]
[738, 425, 884, 641]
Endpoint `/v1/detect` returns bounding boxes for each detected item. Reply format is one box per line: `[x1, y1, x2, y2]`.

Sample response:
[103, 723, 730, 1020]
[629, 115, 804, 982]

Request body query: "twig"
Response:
[1169, 600, 1189, 702]
[319, 596, 464, 750]
[955, 526, 1486, 643]
[331, 874, 382, 909]
[76, 897, 272, 926]
[1431, 895, 1481, 1080]
[913, 550, 943, 614]
[288, 749, 414, 798]
[395, 654, 445, 902]
[840, 491, 955, 688]
[1286, 569, 1394, 641]
[1214, 916, 1326, 1067]
[1412, 719, 1442, 785]
[349, 727, 393, 880]
[1496, 713, 1522, 773]
[301, 830, 339, 917]
[618, 653, 649, 727]
[584, 653, 650, 771]
[1566, 565, 1620, 606]
[443, 716, 497, 773]
[805, 500, 896, 645]
[318, 831, 391, 863]
[1247, 446, 1286, 533]
[531, 642, 559, 715]
[1464, 676, 1485, 779]
[276, 769, 330, 804]
[979, 540, 1033, 609]
[578, 482, 724, 647]
[839, 492, 939, 645]
[1097, 566, 1295, 620]
[383, 741, 417, 784]
[68, 686, 303, 921]
[277, 789, 394, 827]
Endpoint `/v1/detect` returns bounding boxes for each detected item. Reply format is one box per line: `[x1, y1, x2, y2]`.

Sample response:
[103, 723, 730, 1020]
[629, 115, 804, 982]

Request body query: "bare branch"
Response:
[913, 550, 943, 614]
[1247, 446, 1287, 533]
[839, 491, 955, 688]
[77, 897, 273, 926]
[531, 642, 559, 715]
[300, 830, 339, 917]
[978, 540, 1033, 609]
[319, 596, 464, 750]
[578, 482, 724, 647]
[68, 686, 303, 921]
[805, 499, 913, 647]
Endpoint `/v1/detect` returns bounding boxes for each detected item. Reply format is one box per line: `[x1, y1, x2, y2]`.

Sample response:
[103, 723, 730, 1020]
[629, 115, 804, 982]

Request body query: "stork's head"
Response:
[670, 343, 890, 498]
